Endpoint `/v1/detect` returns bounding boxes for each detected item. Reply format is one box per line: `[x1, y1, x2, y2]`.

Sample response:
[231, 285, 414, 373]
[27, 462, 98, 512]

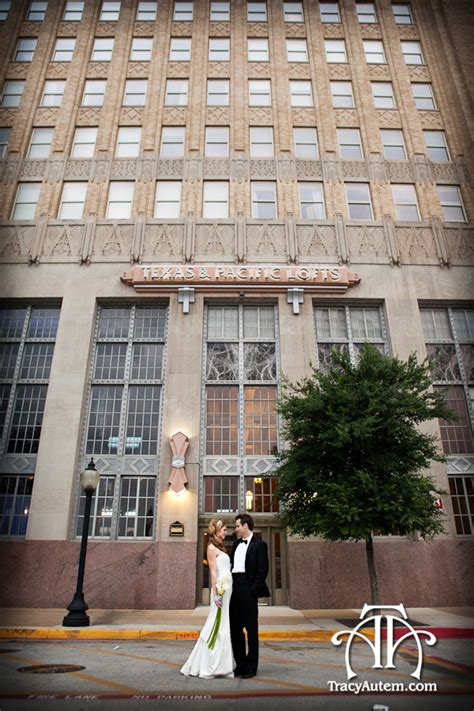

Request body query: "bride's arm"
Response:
[207, 545, 222, 608]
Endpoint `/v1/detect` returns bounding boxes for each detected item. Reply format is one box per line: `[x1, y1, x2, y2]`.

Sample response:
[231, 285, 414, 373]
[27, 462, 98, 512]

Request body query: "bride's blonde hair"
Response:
[208, 519, 226, 552]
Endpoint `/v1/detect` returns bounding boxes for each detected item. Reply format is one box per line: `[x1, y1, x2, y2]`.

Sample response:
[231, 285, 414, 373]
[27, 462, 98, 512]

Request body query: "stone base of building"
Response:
[0, 538, 472, 610]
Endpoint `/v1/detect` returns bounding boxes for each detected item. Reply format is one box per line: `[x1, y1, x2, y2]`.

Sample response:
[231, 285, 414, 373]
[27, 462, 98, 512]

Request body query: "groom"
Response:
[230, 513, 270, 679]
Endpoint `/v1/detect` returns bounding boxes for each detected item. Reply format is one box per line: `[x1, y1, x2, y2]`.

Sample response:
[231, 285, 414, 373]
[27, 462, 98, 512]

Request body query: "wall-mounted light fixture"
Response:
[245, 489, 253, 511]
[168, 431, 189, 495]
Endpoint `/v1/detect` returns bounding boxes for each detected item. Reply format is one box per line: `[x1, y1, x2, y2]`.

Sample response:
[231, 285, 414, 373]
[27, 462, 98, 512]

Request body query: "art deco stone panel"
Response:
[203, 158, 231, 178]
[34, 108, 59, 126]
[41, 224, 84, 260]
[0, 225, 35, 260]
[1, 159, 21, 183]
[86, 63, 110, 79]
[167, 62, 191, 78]
[295, 160, 323, 179]
[194, 223, 236, 261]
[419, 112, 443, 129]
[206, 107, 230, 124]
[342, 161, 369, 179]
[444, 226, 474, 263]
[6, 64, 29, 80]
[377, 110, 402, 128]
[20, 160, 47, 179]
[288, 64, 311, 80]
[111, 159, 138, 178]
[57, 22, 79, 36]
[346, 224, 389, 261]
[291, 108, 317, 126]
[397, 226, 439, 263]
[386, 161, 414, 182]
[119, 107, 144, 125]
[323, 25, 345, 39]
[0, 109, 17, 126]
[133, 22, 156, 36]
[296, 224, 338, 260]
[19, 22, 41, 35]
[162, 107, 187, 124]
[408, 66, 431, 82]
[142, 223, 185, 260]
[429, 162, 460, 182]
[249, 159, 277, 178]
[361, 26, 382, 39]
[170, 22, 193, 36]
[46, 63, 70, 79]
[368, 65, 391, 81]
[95, 22, 117, 36]
[208, 22, 231, 36]
[334, 109, 359, 127]
[285, 24, 306, 38]
[91, 223, 134, 261]
[246, 223, 287, 262]
[155, 158, 183, 178]
[398, 25, 419, 40]
[207, 63, 230, 79]
[76, 107, 102, 125]
[247, 63, 271, 78]
[246, 23, 269, 37]
[328, 64, 352, 80]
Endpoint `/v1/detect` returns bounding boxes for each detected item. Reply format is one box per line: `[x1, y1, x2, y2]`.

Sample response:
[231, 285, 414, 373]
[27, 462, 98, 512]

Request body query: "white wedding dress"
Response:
[180, 552, 234, 678]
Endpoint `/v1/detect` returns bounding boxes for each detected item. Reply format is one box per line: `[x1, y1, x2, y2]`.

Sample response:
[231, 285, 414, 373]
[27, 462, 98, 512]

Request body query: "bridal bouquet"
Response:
[206, 572, 232, 650]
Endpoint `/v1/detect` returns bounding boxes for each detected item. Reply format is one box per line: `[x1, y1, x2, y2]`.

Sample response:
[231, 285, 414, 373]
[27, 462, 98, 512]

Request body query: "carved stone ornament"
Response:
[168, 432, 189, 494]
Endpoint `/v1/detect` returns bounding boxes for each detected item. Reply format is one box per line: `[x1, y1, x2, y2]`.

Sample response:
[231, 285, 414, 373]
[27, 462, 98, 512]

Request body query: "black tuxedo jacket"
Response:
[230, 535, 271, 598]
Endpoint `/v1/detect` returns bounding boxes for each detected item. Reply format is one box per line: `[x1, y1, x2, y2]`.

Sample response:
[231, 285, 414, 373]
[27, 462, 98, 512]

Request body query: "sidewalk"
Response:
[1, 606, 473, 641]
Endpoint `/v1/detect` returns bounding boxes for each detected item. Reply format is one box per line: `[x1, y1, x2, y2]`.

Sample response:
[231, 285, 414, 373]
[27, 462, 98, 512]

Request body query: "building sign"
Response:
[122, 264, 360, 293]
[169, 521, 184, 537]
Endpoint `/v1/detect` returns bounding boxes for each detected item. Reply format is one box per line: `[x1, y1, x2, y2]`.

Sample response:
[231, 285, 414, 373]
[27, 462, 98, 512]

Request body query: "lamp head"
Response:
[81, 458, 100, 492]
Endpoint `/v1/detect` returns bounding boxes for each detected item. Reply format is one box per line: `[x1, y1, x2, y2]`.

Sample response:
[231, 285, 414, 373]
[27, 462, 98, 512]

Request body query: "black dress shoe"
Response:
[233, 667, 244, 677]
[241, 671, 256, 679]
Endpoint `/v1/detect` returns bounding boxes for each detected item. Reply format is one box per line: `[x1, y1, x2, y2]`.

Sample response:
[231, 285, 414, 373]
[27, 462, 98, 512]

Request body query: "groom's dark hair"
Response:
[236, 513, 254, 530]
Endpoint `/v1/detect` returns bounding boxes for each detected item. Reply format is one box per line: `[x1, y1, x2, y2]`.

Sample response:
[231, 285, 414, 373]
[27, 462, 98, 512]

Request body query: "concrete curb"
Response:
[0, 628, 347, 641]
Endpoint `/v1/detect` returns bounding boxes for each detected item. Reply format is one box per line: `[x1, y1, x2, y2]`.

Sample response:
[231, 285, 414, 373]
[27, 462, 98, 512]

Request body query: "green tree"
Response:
[276, 344, 452, 605]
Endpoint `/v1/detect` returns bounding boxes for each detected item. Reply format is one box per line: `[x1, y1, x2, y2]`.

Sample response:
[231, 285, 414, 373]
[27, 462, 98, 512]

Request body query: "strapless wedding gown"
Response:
[180, 552, 234, 678]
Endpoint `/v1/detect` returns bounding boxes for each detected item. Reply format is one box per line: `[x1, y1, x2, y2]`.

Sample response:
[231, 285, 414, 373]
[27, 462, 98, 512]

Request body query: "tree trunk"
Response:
[365, 534, 379, 606]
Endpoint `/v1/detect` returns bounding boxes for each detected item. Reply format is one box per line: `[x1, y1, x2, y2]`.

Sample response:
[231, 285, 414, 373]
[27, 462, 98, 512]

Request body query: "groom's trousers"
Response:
[230, 573, 259, 673]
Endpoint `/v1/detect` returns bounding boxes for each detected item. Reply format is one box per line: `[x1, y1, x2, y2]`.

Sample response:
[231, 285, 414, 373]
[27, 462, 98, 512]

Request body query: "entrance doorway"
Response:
[197, 520, 287, 605]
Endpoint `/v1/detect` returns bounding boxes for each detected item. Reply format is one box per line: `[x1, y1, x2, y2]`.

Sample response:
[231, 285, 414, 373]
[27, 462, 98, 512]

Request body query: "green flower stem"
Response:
[206, 606, 222, 650]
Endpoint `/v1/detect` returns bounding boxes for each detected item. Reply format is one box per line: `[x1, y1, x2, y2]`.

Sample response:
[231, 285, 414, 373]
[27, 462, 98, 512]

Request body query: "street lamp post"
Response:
[63, 458, 100, 627]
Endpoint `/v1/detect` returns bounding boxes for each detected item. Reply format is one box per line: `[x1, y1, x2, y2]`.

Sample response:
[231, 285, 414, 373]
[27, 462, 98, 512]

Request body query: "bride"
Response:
[180, 519, 234, 678]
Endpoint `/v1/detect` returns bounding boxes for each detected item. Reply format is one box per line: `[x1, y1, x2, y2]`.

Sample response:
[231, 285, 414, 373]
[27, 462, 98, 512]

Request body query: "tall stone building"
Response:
[0, 0, 472, 610]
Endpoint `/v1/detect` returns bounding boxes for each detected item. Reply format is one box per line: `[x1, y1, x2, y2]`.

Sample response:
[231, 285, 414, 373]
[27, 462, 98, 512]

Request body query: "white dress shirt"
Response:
[232, 532, 253, 573]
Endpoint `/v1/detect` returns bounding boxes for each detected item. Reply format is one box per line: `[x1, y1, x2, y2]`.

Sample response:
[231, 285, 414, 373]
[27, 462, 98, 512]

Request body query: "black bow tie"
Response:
[238, 539, 248, 545]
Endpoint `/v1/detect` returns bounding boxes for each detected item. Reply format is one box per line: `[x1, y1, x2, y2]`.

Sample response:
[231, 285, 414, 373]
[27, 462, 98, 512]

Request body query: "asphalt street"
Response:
[0, 637, 472, 710]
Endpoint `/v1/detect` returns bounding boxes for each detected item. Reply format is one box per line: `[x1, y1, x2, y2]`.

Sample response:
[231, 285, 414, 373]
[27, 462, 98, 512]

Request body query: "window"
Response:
[130, 38, 152, 61]
[14, 38, 37, 62]
[123, 79, 147, 106]
[82, 80, 106, 107]
[100, 1, 120, 20]
[247, 2, 267, 21]
[11, 183, 41, 219]
[248, 79, 271, 106]
[27, 128, 53, 159]
[0, 1, 11, 21]
[165, 79, 188, 105]
[320, 2, 340, 23]
[324, 39, 346, 63]
[78, 304, 167, 539]
[290, 80, 313, 107]
[363, 40, 385, 64]
[63, 1, 84, 20]
[137, 1, 157, 20]
[420, 306, 473, 534]
[154, 181, 182, 218]
[330, 81, 354, 108]
[116, 127, 142, 157]
[1, 81, 25, 107]
[173, 1, 193, 21]
[424, 130, 450, 162]
[337, 128, 363, 160]
[169, 37, 191, 61]
[381, 129, 406, 160]
[393, 3, 413, 24]
[71, 127, 98, 158]
[205, 126, 229, 157]
[0, 306, 60, 524]
[250, 127, 274, 157]
[52, 38, 75, 62]
[437, 185, 467, 223]
[58, 182, 87, 219]
[372, 82, 396, 108]
[204, 304, 278, 513]
[284, 2, 304, 22]
[251, 181, 277, 218]
[106, 182, 134, 219]
[345, 182, 373, 220]
[248, 38, 269, 62]
[203, 181, 229, 218]
[356, 2, 377, 23]
[314, 304, 387, 372]
[209, 38, 230, 61]
[287, 39, 308, 63]
[160, 126, 185, 157]
[0, 128, 11, 158]
[299, 182, 325, 219]
[391, 184, 420, 221]
[402, 41, 424, 65]
[207, 79, 229, 106]
[92, 38, 114, 62]
[27, 1, 47, 21]
[210, 2, 230, 21]
[412, 83, 436, 110]
[294, 127, 318, 159]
